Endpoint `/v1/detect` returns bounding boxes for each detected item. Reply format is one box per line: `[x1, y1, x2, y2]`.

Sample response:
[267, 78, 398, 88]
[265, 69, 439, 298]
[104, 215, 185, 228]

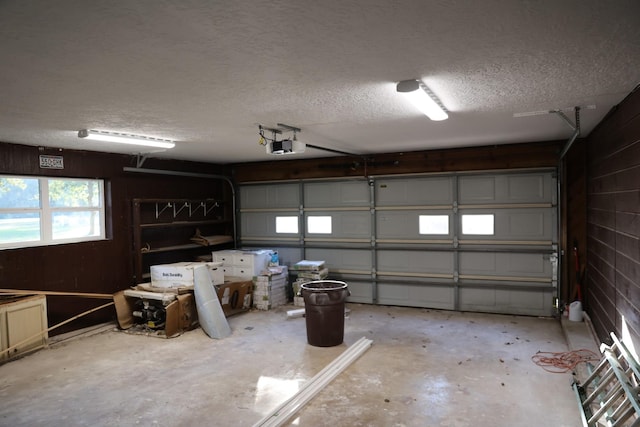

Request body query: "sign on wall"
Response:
[39, 155, 64, 169]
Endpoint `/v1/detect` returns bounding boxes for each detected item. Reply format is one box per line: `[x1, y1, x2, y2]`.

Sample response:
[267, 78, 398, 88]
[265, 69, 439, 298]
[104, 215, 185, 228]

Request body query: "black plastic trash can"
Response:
[300, 280, 349, 347]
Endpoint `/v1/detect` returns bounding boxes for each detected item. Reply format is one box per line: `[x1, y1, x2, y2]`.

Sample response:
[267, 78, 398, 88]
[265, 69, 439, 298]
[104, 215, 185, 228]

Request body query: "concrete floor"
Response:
[0, 303, 594, 427]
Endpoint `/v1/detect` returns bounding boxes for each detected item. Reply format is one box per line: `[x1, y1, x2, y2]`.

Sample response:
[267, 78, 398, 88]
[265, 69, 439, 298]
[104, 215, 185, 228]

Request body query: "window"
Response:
[419, 215, 449, 235]
[0, 175, 106, 249]
[461, 214, 494, 235]
[307, 216, 332, 234]
[276, 216, 298, 233]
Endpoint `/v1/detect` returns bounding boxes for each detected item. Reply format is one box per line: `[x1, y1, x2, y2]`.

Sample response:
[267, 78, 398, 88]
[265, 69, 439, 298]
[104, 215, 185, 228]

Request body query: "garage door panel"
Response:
[460, 288, 496, 306]
[241, 212, 276, 236]
[305, 211, 371, 238]
[459, 288, 553, 316]
[346, 281, 374, 303]
[460, 208, 553, 241]
[460, 176, 496, 202]
[459, 252, 551, 278]
[377, 211, 452, 239]
[508, 212, 545, 236]
[305, 248, 372, 273]
[376, 177, 454, 206]
[459, 173, 553, 204]
[340, 212, 371, 237]
[507, 174, 547, 201]
[275, 248, 303, 267]
[377, 250, 454, 276]
[377, 282, 454, 309]
[304, 181, 369, 207]
[507, 253, 548, 274]
[241, 183, 300, 209]
[503, 210, 553, 240]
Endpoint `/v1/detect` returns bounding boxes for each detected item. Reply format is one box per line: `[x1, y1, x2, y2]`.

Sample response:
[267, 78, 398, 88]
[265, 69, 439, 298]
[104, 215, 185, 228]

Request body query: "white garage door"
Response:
[239, 170, 558, 316]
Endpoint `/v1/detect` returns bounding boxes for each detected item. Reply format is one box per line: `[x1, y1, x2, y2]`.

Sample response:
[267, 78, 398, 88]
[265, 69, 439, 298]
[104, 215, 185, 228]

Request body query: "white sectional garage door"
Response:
[239, 169, 558, 316]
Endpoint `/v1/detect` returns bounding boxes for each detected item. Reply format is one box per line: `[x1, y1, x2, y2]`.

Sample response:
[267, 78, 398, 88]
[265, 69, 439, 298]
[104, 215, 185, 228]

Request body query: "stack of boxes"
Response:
[211, 248, 273, 313]
[253, 265, 289, 310]
[291, 260, 328, 307]
[211, 248, 291, 311]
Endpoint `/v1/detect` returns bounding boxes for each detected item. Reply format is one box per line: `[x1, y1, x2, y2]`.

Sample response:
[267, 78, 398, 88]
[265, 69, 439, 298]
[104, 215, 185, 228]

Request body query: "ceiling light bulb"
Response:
[78, 129, 175, 149]
[396, 79, 448, 121]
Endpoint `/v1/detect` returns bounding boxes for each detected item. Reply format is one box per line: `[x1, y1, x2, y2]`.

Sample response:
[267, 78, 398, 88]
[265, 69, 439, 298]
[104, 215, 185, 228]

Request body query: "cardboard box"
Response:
[215, 279, 253, 317]
[150, 261, 224, 288]
[113, 290, 198, 338]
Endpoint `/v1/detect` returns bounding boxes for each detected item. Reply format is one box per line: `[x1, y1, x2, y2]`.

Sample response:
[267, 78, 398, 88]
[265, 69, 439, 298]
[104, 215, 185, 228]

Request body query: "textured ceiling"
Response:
[0, 1, 639, 164]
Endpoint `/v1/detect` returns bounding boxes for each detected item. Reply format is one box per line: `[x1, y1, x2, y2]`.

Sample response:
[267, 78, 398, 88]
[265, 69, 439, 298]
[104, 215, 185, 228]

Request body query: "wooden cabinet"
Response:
[0, 295, 48, 362]
[132, 198, 235, 283]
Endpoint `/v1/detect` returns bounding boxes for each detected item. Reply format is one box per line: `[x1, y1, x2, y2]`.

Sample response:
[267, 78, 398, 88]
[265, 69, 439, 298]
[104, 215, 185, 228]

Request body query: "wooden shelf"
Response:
[139, 219, 229, 229]
[131, 195, 235, 284]
[141, 235, 234, 254]
[142, 243, 202, 254]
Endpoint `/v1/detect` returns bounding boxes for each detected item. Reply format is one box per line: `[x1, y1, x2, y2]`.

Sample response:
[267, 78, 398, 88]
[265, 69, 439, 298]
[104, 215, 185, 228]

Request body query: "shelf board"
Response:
[141, 236, 233, 254]
[140, 219, 229, 229]
[142, 243, 203, 253]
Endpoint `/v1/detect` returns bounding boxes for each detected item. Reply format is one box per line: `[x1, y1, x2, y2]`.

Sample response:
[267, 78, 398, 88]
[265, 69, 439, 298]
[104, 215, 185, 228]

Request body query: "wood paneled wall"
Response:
[586, 86, 640, 345]
[562, 138, 588, 306]
[0, 142, 231, 334]
[233, 141, 562, 182]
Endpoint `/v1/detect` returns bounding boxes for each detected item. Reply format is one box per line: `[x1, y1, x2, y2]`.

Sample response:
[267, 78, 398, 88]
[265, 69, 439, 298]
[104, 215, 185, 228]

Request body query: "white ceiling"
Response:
[1, 1, 639, 164]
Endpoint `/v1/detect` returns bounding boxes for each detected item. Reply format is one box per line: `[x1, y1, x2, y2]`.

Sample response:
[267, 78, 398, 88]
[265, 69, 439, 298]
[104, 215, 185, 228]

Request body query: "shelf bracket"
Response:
[204, 200, 219, 216]
[155, 202, 172, 219]
[189, 202, 204, 217]
[187, 200, 219, 217]
[136, 154, 148, 168]
[173, 201, 190, 218]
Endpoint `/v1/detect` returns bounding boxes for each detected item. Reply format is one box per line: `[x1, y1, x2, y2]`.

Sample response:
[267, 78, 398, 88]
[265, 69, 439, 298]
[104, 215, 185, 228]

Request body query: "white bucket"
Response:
[569, 300, 583, 322]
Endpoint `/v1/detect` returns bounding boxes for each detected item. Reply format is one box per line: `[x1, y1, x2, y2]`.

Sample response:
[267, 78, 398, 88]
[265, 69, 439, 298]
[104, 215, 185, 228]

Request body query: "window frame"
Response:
[0, 175, 107, 250]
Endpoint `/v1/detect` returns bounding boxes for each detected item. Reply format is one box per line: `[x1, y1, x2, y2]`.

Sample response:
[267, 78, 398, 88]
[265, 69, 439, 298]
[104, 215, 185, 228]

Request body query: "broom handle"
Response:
[0, 289, 113, 299]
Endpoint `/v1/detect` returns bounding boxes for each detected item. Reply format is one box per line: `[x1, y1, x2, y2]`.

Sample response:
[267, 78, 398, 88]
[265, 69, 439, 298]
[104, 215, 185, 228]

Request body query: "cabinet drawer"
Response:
[212, 250, 235, 264]
[231, 266, 254, 279]
[233, 254, 255, 267]
[214, 254, 234, 264]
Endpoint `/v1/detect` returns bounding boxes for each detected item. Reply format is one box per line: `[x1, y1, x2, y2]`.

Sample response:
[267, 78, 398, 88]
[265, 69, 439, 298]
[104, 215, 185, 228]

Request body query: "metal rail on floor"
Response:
[253, 337, 373, 427]
[573, 333, 640, 427]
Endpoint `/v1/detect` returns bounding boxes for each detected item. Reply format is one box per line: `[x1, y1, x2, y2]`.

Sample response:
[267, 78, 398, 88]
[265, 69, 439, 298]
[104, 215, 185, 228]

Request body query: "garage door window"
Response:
[419, 215, 449, 235]
[461, 214, 494, 235]
[276, 216, 298, 233]
[307, 216, 332, 234]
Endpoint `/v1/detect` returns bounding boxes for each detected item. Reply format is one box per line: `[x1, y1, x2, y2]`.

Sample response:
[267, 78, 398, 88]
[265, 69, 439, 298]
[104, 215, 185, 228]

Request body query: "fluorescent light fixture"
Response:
[78, 129, 176, 149]
[396, 79, 448, 121]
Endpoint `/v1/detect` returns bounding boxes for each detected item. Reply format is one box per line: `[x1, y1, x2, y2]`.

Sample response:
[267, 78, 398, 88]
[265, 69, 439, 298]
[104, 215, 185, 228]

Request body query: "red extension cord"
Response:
[531, 349, 600, 373]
